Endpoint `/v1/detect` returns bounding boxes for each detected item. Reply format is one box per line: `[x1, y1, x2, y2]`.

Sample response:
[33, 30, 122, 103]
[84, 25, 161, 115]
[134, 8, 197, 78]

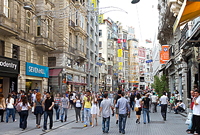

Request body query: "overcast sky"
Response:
[99, 0, 159, 43]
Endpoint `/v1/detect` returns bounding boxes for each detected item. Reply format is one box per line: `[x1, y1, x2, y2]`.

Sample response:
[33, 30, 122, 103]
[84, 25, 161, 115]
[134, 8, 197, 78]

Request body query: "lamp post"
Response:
[131, 0, 140, 4]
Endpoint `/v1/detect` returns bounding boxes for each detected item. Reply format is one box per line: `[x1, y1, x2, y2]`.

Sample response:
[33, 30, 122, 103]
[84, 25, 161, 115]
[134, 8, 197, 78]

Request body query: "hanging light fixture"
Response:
[131, 0, 140, 4]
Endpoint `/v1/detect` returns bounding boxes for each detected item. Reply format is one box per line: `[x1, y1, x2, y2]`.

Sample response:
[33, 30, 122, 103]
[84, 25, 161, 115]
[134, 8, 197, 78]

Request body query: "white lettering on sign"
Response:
[0, 61, 17, 70]
[29, 66, 45, 74]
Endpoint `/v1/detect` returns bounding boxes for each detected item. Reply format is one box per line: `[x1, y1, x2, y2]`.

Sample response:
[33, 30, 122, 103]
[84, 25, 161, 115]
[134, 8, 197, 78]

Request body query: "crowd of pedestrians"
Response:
[0, 88, 197, 134]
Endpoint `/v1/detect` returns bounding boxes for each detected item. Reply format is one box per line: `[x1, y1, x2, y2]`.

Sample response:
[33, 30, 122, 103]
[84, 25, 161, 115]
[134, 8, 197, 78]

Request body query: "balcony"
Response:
[68, 46, 76, 54]
[0, 14, 19, 36]
[69, 20, 75, 30]
[35, 37, 56, 51]
[75, 49, 87, 61]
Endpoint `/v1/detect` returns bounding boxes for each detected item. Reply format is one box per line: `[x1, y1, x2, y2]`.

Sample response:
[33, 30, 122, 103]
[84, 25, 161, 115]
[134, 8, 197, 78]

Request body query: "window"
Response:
[46, 19, 50, 38]
[12, 44, 20, 60]
[36, 16, 41, 36]
[82, 39, 84, 53]
[26, 48, 31, 62]
[69, 33, 72, 47]
[0, 41, 5, 56]
[99, 41, 102, 48]
[80, 37, 82, 51]
[26, 12, 31, 33]
[80, 14, 82, 28]
[75, 35, 78, 49]
[67, 58, 72, 68]
[99, 30, 102, 37]
[75, 11, 78, 26]
[37, 52, 43, 65]
[4, 0, 10, 18]
[48, 57, 56, 67]
[147, 55, 149, 59]
[82, 16, 85, 29]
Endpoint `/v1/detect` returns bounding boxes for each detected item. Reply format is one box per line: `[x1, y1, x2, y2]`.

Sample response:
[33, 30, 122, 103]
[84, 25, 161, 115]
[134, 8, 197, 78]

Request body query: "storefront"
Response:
[0, 56, 20, 96]
[26, 62, 49, 93]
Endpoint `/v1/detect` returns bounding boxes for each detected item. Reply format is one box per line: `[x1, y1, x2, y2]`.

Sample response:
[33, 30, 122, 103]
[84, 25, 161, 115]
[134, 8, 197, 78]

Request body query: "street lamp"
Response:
[131, 0, 140, 4]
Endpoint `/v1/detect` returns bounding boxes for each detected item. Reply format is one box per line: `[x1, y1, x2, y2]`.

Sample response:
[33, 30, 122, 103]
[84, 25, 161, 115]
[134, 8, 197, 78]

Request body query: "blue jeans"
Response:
[119, 114, 127, 133]
[55, 108, 60, 120]
[143, 108, 150, 123]
[84, 108, 91, 125]
[43, 111, 53, 130]
[189, 110, 193, 129]
[20, 110, 28, 129]
[81, 103, 84, 121]
[6, 108, 15, 122]
[132, 101, 135, 110]
[61, 108, 67, 121]
[102, 117, 110, 133]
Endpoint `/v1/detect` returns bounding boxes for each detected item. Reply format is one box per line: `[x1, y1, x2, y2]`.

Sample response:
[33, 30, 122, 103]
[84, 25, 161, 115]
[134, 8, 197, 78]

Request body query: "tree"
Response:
[152, 74, 168, 97]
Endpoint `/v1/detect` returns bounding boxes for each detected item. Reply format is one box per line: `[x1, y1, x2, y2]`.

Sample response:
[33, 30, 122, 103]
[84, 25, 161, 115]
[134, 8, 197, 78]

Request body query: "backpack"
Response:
[16, 102, 21, 112]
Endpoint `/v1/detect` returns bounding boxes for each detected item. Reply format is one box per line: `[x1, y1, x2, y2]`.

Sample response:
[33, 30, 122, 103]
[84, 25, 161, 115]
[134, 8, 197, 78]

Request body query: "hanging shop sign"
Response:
[0, 56, 20, 74]
[26, 62, 49, 78]
[99, 14, 104, 24]
[118, 49, 122, 57]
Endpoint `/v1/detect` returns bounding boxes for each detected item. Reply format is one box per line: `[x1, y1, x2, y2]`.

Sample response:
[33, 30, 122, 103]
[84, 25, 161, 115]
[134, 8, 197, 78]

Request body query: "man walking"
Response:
[82, 90, 92, 127]
[99, 92, 114, 133]
[42, 92, 54, 131]
[114, 90, 121, 124]
[116, 92, 130, 134]
[151, 93, 158, 113]
[160, 92, 168, 121]
[142, 93, 150, 124]
[60, 93, 69, 122]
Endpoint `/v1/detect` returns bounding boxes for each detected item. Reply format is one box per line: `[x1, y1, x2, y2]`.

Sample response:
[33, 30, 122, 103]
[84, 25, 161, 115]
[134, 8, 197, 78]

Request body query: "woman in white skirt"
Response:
[91, 94, 98, 127]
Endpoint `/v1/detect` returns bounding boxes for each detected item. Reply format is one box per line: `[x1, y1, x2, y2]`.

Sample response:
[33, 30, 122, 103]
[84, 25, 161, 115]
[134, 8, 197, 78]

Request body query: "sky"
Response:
[99, 0, 159, 45]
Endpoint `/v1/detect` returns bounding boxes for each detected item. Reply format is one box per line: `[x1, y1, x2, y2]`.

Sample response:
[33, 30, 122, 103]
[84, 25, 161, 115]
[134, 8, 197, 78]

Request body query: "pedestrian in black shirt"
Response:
[142, 94, 150, 124]
[113, 90, 121, 124]
[42, 92, 54, 131]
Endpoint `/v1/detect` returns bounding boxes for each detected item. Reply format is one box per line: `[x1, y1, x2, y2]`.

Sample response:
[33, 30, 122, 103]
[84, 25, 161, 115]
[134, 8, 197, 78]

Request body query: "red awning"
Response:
[67, 81, 87, 86]
[49, 69, 62, 77]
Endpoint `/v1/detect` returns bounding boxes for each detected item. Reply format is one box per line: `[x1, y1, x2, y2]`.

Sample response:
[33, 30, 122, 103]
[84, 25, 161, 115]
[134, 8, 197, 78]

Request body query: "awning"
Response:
[173, 0, 200, 33]
[67, 81, 87, 86]
[49, 69, 62, 77]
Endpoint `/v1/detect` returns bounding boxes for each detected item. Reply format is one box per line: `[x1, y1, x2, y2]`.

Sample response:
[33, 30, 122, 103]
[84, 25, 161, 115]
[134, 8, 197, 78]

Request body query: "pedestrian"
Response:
[60, 93, 69, 122]
[82, 90, 92, 127]
[42, 92, 54, 131]
[142, 93, 150, 124]
[27, 90, 32, 105]
[69, 92, 73, 109]
[168, 93, 175, 113]
[6, 94, 15, 123]
[187, 90, 200, 135]
[97, 92, 103, 108]
[91, 93, 98, 127]
[99, 92, 114, 133]
[43, 91, 47, 100]
[16, 95, 24, 128]
[186, 90, 194, 132]
[33, 92, 44, 129]
[174, 90, 180, 101]
[130, 91, 135, 111]
[114, 90, 122, 124]
[135, 93, 142, 124]
[174, 100, 185, 113]
[20, 96, 31, 130]
[151, 92, 158, 113]
[54, 93, 61, 121]
[160, 92, 168, 121]
[116, 92, 130, 134]
[0, 93, 6, 122]
[74, 94, 81, 123]
[81, 91, 86, 123]
[32, 90, 37, 103]
[109, 91, 114, 105]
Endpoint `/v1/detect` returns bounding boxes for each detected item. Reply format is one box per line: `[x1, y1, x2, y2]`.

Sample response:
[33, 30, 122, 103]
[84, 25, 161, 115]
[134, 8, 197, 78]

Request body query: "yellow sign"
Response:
[91, 0, 97, 11]
[118, 49, 122, 57]
[119, 62, 123, 70]
[99, 14, 103, 24]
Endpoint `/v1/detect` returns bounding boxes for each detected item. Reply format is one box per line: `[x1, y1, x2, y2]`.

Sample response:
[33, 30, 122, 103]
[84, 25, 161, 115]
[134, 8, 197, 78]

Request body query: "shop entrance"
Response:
[26, 79, 42, 93]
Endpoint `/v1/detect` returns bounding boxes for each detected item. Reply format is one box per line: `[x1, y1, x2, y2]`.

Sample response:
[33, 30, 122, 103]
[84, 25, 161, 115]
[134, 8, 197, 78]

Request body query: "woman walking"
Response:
[54, 93, 61, 121]
[91, 94, 98, 127]
[20, 96, 31, 130]
[6, 94, 15, 123]
[74, 95, 81, 123]
[135, 93, 142, 124]
[0, 93, 6, 122]
[168, 93, 175, 113]
[33, 92, 43, 128]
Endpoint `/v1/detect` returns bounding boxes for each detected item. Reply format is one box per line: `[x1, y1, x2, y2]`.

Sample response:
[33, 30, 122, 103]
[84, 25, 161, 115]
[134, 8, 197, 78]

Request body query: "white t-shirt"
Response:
[76, 100, 81, 107]
[135, 98, 142, 107]
[193, 96, 200, 116]
[20, 102, 30, 111]
[6, 98, 14, 108]
[32, 93, 36, 102]
[151, 95, 158, 103]
[160, 95, 168, 104]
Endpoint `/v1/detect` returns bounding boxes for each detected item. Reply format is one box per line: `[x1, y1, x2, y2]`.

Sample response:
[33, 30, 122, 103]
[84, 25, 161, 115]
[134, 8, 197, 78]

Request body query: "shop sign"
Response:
[0, 56, 20, 74]
[26, 62, 49, 78]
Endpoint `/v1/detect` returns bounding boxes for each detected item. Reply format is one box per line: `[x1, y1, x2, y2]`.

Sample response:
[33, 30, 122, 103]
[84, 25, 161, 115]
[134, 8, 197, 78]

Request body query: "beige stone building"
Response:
[0, 0, 56, 96]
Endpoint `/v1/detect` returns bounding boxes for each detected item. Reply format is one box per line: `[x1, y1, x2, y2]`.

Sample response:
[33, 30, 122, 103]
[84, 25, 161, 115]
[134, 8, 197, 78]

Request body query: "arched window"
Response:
[26, 12, 31, 33]
[36, 16, 41, 36]
[4, 0, 10, 18]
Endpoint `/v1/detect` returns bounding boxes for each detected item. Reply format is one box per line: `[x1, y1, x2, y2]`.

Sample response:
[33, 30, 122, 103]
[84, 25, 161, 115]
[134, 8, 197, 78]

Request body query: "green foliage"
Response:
[151, 74, 168, 97]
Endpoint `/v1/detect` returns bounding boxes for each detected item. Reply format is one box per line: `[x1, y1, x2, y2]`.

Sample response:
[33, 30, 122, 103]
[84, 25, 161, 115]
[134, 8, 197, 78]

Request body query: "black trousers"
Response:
[191, 115, 200, 134]
[0, 109, 4, 121]
[161, 104, 167, 119]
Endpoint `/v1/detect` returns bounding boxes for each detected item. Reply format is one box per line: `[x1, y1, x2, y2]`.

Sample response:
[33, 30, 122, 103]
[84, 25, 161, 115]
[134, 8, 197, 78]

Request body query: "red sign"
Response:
[118, 39, 121, 43]
[123, 39, 126, 42]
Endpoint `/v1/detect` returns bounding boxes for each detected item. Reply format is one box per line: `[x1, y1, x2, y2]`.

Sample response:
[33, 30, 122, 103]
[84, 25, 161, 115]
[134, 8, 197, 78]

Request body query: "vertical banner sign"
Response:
[118, 49, 122, 57]
[160, 51, 166, 64]
[99, 14, 103, 24]
[91, 0, 97, 11]
[119, 62, 123, 70]
[162, 45, 169, 61]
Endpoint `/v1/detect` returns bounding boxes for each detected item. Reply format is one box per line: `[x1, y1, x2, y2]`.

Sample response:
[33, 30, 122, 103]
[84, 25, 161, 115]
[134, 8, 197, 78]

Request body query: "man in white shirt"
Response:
[151, 93, 158, 113]
[188, 90, 200, 134]
[160, 92, 168, 121]
[31, 90, 37, 103]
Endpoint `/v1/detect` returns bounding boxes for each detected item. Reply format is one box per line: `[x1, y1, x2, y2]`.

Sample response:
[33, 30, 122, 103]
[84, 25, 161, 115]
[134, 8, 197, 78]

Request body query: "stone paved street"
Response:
[0, 107, 188, 135]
